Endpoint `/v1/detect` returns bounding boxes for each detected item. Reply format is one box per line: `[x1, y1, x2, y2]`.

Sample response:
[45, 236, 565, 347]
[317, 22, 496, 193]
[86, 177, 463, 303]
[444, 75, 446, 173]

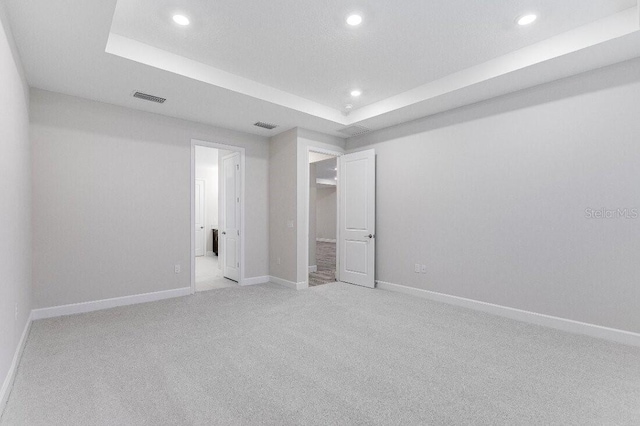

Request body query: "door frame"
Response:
[190, 139, 246, 294]
[304, 146, 343, 287]
[194, 178, 206, 257]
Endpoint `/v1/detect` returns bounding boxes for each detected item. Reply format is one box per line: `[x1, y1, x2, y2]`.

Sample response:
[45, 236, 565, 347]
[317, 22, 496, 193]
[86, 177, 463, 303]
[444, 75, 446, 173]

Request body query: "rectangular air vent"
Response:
[254, 121, 278, 130]
[338, 125, 371, 137]
[133, 91, 166, 104]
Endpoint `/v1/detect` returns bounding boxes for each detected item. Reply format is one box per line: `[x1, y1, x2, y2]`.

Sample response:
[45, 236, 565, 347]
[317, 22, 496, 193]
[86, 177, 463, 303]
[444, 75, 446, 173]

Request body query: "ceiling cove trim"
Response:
[106, 7, 638, 128]
[105, 32, 347, 124]
[348, 8, 639, 124]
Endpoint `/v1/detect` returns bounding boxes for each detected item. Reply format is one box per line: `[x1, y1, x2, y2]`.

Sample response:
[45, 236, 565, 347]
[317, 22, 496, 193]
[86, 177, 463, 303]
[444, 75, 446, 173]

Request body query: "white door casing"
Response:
[338, 149, 376, 288]
[195, 179, 206, 257]
[222, 153, 241, 282]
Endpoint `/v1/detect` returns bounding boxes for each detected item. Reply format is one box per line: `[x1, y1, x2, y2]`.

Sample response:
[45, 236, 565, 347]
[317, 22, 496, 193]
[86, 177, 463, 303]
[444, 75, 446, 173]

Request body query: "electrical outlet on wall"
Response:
[414, 264, 420, 273]
[277, 257, 282, 265]
[174, 264, 181, 274]
[421, 265, 428, 274]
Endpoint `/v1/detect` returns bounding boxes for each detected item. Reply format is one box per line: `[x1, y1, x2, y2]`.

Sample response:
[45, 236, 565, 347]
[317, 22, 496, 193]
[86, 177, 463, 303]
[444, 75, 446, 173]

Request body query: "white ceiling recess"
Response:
[5, 0, 640, 138]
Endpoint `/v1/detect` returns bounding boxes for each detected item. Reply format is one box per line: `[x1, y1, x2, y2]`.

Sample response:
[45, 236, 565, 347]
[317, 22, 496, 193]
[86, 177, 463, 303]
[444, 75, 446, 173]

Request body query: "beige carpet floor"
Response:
[2, 282, 639, 425]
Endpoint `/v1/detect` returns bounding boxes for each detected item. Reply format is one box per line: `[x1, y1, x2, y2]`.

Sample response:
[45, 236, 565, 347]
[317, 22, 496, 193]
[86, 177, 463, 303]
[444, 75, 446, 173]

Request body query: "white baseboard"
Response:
[31, 287, 192, 320]
[376, 281, 640, 348]
[269, 276, 308, 290]
[0, 311, 32, 416]
[316, 238, 336, 243]
[240, 276, 270, 286]
[308, 265, 317, 273]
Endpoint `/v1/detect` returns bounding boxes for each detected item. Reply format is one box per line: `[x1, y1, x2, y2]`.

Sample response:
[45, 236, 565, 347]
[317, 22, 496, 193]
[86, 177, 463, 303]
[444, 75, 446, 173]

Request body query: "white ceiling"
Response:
[4, 0, 640, 138]
[110, 0, 635, 111]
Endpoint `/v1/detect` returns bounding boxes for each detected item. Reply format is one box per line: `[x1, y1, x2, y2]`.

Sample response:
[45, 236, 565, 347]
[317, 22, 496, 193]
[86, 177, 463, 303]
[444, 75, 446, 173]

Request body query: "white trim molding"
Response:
[0, 311, 32, 416]
[308, 265, 317, 273]
[316, 238, 336, 243]
[376, 281, 640, 348]
[270, 276, 308, 290]
[31, 287, 192, 320]
[240, 276, 270, 286]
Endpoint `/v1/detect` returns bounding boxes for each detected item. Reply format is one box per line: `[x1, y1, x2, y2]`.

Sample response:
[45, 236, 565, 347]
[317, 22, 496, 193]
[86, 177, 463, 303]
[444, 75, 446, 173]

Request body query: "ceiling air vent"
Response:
[133, 91, 166, 104]
[338, 125, 371, 137]
[254, 121, 278, 130]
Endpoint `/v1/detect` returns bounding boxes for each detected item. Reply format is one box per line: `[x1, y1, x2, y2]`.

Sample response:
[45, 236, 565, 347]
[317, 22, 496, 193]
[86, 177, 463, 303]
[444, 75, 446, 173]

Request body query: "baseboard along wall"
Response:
[240, 276, 270, 286]
[316, 238, 336, 243]
[269, 276, 308, 290]
[31, 287, 192, 320]
[0, 312, 32, 416]
[376, 280, 640, 348]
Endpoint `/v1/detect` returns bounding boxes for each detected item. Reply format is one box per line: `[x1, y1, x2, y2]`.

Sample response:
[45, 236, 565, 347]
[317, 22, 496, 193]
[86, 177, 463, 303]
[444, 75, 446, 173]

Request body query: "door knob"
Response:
[222, 231, 226, 235]
[366, 234, 374, 239]
[200, 226, 204, 229]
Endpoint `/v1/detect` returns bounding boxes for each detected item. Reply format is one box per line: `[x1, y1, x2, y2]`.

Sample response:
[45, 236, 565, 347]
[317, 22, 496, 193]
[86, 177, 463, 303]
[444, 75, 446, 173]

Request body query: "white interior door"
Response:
[194, 179, 206, 257]
[338, 149, 376, 288]
[222, 153, 241, 282]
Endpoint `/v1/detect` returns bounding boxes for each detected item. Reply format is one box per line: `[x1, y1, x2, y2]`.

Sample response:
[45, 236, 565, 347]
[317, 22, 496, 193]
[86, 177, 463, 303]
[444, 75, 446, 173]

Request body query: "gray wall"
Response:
[0, 3, 31, 407]
[316, 187, 337, 241]
[348, 58, 640, 334]
[269, 129, 299, 282]
[30, 90, 269, 308]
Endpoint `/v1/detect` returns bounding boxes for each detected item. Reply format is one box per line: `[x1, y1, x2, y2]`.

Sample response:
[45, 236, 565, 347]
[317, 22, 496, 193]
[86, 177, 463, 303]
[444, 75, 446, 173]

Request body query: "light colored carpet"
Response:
[195, 254, 237, 291]
[2, 283, 639, 425]
[309, 241, 335, 286]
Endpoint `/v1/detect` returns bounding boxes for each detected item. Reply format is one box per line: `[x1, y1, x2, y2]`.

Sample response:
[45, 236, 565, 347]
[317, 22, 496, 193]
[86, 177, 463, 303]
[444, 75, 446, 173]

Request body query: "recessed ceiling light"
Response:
[345, 104, 353, 110]
[517, 14, 537, 26]
[350, 90, 362, 97]
[346, 14, 362, 26]
[173, 14, 190, 26]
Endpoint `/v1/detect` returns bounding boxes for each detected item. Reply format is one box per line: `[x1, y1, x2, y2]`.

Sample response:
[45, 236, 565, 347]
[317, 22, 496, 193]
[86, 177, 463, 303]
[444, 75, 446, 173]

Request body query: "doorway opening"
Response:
[308, 152, 339, 286]
[192, 141, 245, 292]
